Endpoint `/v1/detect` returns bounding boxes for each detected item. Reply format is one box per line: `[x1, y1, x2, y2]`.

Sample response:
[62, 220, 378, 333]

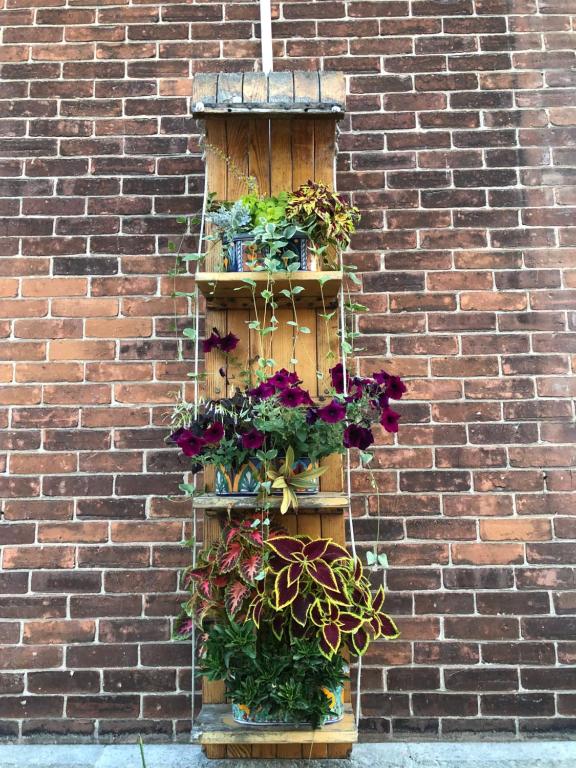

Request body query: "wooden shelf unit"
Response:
[194, 70, 355, 760]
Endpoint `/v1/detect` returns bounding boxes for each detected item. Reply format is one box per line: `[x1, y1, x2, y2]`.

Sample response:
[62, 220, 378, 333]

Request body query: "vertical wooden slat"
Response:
[243, 72, 268, 103]
[248, 118, 271, 196]
[291, 120, 315, 189]
[205, 119, 227, 272]
[313, 118, 336, 188]
[226, 117, 251, 200]
[270, 119, 293, 195]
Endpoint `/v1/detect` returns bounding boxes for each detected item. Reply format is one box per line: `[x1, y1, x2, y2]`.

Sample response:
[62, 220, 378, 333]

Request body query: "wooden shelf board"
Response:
[195, 704, 357, 745]
[194, 492, 349, 513]
[195, 271, 342, 309]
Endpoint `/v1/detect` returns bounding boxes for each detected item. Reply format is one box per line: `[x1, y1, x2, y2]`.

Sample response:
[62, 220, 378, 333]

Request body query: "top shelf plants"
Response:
[205, 180, 360, 273]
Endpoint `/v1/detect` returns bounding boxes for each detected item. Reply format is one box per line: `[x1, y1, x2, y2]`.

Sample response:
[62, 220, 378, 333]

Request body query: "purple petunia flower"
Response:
[317, 399, 347, 423]
[380, 406, 401, 434]
[385, 375, 407, 400]
[202, 331, 221, 354]
[343, 424, 374, 450]
[306, 407, 319, 424]
[172, 429, 206, 457]
[203, 421, 225, 444]
[329, 363, 350, 395]
[241, 428, 265, 450]
[268, 369, 294, 390]
[219, 332, 239, 353]
[248, 381, 276, 399]
[279, 386, 307, 407]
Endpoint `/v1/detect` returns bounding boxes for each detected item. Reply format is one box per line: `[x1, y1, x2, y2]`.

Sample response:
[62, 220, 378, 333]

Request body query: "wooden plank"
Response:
[314, 117, 336, 188]
[243, 72, 268, 104]
[194, 493, 349, 511]
[291, 119, 315, 190]
[248, 118, 271, 197]
[225, 117, 251, 200]
[294, 71, 320, 104]
[193, 73, 218, 105]
[293, 308, 317, 394]
[225, 308, 250, 396]
[217, 72, 243, 104]
[268, 71, 294, 104]
[204, 118, 227, 272]
[195, 271, 342, 308]
[319, 72, 346, 107]
[270, 119, 293, 195]
[197, 704, 357, 744]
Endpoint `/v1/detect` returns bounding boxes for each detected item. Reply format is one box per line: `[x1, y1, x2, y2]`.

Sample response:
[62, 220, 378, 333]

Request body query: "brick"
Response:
[23, 620, 95, 645]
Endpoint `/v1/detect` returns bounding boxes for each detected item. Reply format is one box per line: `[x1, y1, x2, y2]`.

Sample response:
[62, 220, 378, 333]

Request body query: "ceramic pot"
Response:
[223, 232, 310, 272]
[231, 684, 344, 726]
[215, 456, 319, 496]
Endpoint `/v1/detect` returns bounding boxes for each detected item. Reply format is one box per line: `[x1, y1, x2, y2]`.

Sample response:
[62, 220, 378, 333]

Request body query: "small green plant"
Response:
[265, 446, 327, 514]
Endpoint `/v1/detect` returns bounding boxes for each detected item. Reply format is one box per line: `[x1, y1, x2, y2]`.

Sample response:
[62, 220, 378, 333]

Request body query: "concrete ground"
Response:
[0, 742, 575, 768]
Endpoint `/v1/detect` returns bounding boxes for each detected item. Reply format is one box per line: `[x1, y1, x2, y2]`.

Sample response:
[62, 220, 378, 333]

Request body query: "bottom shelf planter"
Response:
[194, 703, 358, 746]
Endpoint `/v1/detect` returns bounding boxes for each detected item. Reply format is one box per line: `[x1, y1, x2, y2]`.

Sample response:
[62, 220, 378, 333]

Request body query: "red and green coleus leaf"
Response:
[274, 565, 299, 609]
[322, 622, 341, 655]
[220, 540, 242, 573]
[291, 594, 313, 626]
[239, 553, 263, 583]
[338, 612, 364, 633]
[225, 580, 249, 618]
[303, 538, 330, 561]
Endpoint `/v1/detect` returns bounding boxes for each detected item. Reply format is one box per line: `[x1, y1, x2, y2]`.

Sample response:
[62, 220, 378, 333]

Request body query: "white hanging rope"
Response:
[259, 0, 274, 73]
[190, 168, 209, 730]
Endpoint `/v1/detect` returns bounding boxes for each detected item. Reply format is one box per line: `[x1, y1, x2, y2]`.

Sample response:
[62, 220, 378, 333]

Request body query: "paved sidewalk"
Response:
[0, 742, 575, 768]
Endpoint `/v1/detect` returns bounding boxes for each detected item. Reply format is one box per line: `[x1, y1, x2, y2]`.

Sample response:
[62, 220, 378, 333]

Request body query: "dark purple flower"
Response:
[306, 407, 319, 424]
[385, 375, 407, 400]
[380, 406, 401, 434]
[329, 363, 350, 395]
[241, 428, 265, 450]
[219, 332, 239, 353]
[372, 369, 389, 386]
[279, 386, 307, 407]
[343, 424, 374, 450]
[203, 421, 225, 444]
[202, 331, 221, 354]
[317, 399, 346, 423]
[248, 381, 276, 399]
[173, 429, 206, 457]
[269, 368, 299, 390]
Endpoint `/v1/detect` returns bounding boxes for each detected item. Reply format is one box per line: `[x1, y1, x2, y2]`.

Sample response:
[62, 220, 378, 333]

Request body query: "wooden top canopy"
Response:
[192, 71, 345, 117]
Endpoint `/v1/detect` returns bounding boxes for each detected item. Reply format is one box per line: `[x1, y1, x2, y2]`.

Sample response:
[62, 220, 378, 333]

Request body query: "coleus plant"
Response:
[176, 522, 399, 662]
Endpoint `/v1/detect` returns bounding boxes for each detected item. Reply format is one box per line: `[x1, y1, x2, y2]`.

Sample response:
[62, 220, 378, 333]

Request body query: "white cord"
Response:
[190, 168, 209, 731]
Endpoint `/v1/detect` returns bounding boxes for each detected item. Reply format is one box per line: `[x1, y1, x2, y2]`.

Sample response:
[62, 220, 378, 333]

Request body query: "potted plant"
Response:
[174, 517, 399, 727]
[206, 182, 359, 273]
[169, 364, 406, 513]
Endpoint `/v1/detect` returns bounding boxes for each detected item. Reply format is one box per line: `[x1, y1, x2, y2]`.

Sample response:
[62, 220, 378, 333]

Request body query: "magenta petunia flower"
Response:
[248, 381, 276, 399]
[173, 429, 206, 457]
[219, 332, 239, 353]
[203, 421, 225, 444]
[380, 406, 401, 433]
[385, 375, 407, 400]
[241, 428, 265, 450]
[202, 331, 221, 354]
[317, 399, 346, 423]
[343, 424, 374, 450]
[279, 386, 307, 407]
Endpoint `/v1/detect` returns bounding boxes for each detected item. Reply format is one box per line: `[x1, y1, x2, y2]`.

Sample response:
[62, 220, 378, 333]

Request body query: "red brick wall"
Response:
[1, 0, 575, 743]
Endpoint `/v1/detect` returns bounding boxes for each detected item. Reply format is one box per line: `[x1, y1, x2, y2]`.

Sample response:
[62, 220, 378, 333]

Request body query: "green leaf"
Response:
[240, 277, 257, 287]
[290, 357, 298, 365]
[182, 328, 197, 340]
[360, 451, 373, 465]
[318, 275, 332, 286]
[291, 285, 305, 294]
[377, 553, 389, 568]
[347, 272, 361, 286]
[179, 483, 196, 495]
[365, 551, 376, 566]
[182, 252, 204, 261]
[250, 519, 261, 528]
[286, 320, 298, 327]
[298, 326, 310, 334]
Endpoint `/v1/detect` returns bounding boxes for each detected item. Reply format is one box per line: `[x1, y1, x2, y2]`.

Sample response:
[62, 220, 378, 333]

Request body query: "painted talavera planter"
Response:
[223, 232, 311, 272]
[215, 457, 319, 496]
[231, 684, 344, 726]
